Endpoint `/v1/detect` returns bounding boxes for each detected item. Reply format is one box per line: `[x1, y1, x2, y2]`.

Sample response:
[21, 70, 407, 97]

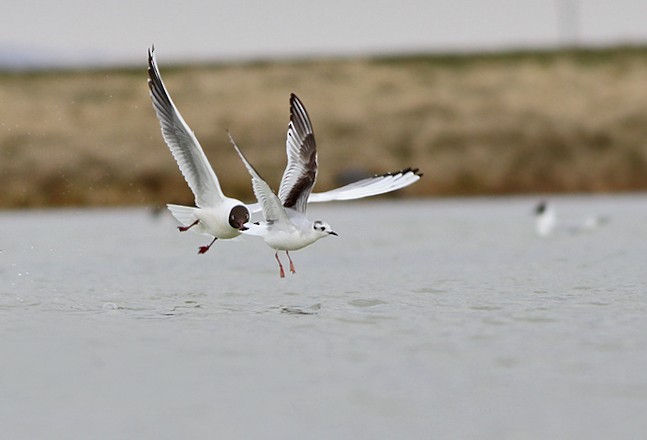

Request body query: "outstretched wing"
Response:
[277, 93, 318, 213]
[246, 168, 422, 213]
[227, 132, 290, 226]
[307, 168, 422, 203]
[147, 46, 225, 208]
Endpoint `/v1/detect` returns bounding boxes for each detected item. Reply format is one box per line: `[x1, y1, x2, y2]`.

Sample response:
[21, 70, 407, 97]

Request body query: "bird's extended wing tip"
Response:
[373, 167, 423, 179]
[147, 45, 156, 64]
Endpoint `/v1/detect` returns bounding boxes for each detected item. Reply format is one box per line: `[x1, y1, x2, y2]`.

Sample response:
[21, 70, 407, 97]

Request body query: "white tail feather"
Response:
[166, 204, 211, 236]
[166, 204, 197, 224]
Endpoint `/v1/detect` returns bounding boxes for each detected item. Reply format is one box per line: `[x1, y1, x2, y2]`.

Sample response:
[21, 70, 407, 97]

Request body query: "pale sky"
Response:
[3, 0, 647, 68]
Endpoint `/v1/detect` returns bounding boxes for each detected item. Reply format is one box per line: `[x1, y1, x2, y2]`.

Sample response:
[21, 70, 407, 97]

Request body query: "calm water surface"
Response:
[1, 195, 646, 439]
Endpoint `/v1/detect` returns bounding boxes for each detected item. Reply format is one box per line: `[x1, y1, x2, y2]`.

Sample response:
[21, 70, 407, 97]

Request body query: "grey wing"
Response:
[246, 168, 422, 213]
[227, 132, 290, 226]
[307, 168, 422, 203]
[277, 93, 318, 213]
[147, 47, 225, 208]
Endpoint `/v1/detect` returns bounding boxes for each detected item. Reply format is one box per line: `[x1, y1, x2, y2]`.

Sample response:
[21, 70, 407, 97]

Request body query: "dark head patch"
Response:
[229, 205, 250, 229]
[535, 202, 546, 215]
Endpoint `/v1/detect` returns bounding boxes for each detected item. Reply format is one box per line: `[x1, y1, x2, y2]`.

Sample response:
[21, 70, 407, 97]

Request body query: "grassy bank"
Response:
[2, 46, 647, 208]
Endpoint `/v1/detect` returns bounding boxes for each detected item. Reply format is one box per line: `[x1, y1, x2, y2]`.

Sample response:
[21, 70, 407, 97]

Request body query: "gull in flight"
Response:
[148, 46, 421, 258]
[147, 47, 250, 254]
[230, 93, 422, 277]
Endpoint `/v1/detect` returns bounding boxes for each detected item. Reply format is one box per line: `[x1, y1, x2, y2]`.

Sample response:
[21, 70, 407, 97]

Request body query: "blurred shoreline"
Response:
[1, 46, 647, 208]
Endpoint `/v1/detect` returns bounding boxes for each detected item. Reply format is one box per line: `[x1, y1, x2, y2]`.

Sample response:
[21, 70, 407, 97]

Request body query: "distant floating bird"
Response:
[534, 200, 557, 237]
[534, 200, 609, 238]
[148, 46, 421, 260]
[230, 93, 422, 277]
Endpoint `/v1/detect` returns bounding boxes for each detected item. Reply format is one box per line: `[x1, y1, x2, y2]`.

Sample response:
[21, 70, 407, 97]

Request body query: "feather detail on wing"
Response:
[227, 132, 290, 225]
[147, 46, 225, 208]
[307, 168, 422, 202]
[245, 168, 422, 213]
[277, 93, 318, 213]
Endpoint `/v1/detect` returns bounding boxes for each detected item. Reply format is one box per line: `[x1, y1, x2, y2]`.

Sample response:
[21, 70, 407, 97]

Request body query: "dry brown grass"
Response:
[2, 47, 647, 208]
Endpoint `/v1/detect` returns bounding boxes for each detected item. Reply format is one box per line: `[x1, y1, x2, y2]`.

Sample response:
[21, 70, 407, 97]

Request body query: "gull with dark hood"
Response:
[147, 46, 250, 254]
[148, 46, 421, 261]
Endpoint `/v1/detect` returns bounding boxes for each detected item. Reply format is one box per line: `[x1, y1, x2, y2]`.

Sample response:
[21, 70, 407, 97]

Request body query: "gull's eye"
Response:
[314, 221, 324, 231]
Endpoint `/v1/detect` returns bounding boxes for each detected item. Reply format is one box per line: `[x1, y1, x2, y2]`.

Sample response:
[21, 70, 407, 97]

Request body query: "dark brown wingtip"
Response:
[147, 45, 155, 68]
[146, 46, 157, 86]
[289, 93, 313, 130]
[372, 167, 423, 178]
[289, 93, 299, 116]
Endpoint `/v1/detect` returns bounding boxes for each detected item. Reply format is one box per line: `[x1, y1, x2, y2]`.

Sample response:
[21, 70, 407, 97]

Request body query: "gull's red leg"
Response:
[286, 251, 296, 274]
[198, 237, 217, 254]
[178, 219, 199, 232]
[275, 251, 285, 278]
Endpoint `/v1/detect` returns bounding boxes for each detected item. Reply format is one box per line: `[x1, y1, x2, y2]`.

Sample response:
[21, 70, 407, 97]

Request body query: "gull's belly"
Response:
[196, 209, 240, 239]
[265, 230, 318, 251]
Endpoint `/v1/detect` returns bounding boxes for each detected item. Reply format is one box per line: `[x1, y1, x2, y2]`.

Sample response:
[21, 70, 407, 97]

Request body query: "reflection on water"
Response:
[1, 195, 647, 439]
